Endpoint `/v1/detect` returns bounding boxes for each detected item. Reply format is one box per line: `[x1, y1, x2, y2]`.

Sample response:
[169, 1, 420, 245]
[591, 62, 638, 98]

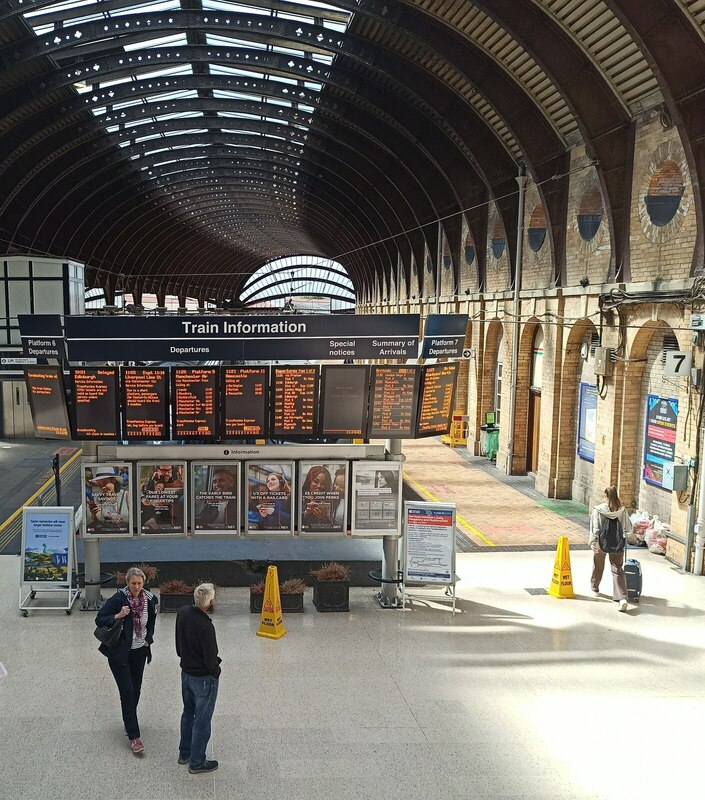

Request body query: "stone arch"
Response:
[555, 318, 600, 502]
[510, 318, 543, 474]
[481, 319, 505, 429]
[617, 320, 684, 515]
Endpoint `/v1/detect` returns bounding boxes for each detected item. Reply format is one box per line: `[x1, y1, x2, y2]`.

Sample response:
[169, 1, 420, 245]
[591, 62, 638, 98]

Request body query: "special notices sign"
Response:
[643, 395, 678, 489]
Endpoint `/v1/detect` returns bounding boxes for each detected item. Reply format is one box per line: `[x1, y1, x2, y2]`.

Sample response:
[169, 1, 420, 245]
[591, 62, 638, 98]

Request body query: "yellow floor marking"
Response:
[0, 450, 82, 546]
[403, 471, 496, 547]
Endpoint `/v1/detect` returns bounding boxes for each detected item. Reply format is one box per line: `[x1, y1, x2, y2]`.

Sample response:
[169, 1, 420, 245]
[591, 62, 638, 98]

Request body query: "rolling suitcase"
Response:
[624, 553, 642, 602]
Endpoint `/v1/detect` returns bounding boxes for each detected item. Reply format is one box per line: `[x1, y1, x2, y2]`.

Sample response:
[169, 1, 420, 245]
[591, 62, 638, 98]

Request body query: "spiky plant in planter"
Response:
[279, 577, 306, 613]
[310, 562, 350, 612]
[158, 579, 194, 613]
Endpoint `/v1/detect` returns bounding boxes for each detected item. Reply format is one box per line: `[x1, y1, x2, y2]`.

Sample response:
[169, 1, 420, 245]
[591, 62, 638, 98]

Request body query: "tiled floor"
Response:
[402, 438, 590, 548]
[2, 545, 704, 800]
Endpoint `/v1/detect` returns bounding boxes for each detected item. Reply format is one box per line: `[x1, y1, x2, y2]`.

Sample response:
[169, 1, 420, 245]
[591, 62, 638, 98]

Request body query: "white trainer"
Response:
[618, 599, 628, 613]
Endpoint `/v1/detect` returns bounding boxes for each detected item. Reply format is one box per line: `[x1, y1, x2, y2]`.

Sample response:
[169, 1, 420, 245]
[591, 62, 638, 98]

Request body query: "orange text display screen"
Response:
[271, 367, 318, 436]
[172, 368, 218, 439]
[223, 367, 268, 438]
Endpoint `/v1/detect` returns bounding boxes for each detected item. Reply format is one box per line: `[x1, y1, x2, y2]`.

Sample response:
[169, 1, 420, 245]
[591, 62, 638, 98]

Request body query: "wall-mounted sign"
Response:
[137, 462, 186, 536]
[643, 395, 678, 489]
[245, 461, 294, 536]
[298, 461, 348, 536]
[664, 351, 692, 378]
[420, 314, 467, 359]
[64, 314, 420, 361]
[350, 461, 402, 537]
[83, 463, 132, 538]
[191, 462, 240, 534]
[577, 383, 597, 462]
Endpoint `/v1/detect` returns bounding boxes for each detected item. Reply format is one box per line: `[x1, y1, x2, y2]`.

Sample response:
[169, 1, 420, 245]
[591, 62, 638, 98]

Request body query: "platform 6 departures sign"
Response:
[644, 395, 678, 489]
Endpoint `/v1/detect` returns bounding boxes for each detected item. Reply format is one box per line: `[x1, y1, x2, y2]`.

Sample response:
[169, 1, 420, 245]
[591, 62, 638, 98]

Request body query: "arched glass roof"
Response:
[241, 254, 354, 310]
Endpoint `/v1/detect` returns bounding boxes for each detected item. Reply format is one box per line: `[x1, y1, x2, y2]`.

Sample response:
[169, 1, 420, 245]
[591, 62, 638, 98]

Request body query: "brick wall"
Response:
[522, 185, 553, 290]
[630, 115, 696, 281]
[486, 206, 511, 292]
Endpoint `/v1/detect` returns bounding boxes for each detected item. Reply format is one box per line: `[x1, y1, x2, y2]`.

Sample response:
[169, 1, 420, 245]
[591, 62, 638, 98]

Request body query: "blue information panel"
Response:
[577, 383, 597, 462]
[643, 395, 678, 489]
[21, 507, 72, 584]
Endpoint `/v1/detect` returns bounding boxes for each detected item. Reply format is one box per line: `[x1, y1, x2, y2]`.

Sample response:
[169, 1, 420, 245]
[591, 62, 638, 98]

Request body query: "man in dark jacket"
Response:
[175, 583, 221, 773]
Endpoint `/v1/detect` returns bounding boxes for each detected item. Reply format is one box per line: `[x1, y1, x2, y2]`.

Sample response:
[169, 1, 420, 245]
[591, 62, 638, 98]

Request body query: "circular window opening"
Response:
[464, 232, 475, 266]
[646, 160, 685, 227]
[577, 186, 603, 241]
[528, 204, 547, 252]
[491, 219, 505, 260]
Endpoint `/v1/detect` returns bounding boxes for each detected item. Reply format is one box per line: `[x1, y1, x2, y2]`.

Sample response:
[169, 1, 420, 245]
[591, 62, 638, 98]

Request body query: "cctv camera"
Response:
[579, 276, 590, 288]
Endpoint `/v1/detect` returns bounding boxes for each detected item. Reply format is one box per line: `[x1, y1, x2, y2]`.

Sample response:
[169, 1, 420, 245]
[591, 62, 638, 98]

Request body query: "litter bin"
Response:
[485, 426, 499, 462]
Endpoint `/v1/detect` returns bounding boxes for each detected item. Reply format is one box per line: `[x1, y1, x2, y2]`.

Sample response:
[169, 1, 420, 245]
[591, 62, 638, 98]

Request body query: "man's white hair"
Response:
[194, 582, 216, 609]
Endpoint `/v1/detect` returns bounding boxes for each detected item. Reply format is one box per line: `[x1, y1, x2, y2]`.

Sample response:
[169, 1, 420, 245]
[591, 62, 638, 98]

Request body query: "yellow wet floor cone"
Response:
[547, 535, 575, 599]
[256, 565, 287, 639]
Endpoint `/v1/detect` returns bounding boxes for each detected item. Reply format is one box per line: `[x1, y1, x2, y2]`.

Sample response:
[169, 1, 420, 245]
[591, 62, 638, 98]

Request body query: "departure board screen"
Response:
[122, 368, 170, 440]
[320, 365, 370, 437]
[367, 365, 421, 439]
[71, 367, 120, 439]
[24, 366, 72, 440]
[416, 362, 459, 437]
[172, 367, 219, 440]
[271, 366, 319, 437]
[222, 366, 269, 439]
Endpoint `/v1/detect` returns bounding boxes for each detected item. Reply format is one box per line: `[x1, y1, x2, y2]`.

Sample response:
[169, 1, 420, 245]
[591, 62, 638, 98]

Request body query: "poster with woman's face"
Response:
[351, 461, 402, 536]
[83, 463, 132, 538]
[138, 462, 186, 536]
[299, 462, 348, 536]
[245, 461, 294, 535]
[192, 462, 240, 534]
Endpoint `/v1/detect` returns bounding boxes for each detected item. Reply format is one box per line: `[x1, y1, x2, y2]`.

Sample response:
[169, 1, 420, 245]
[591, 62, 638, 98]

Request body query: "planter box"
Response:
[250, 591, 304, 613]
[159, 593, 193, 613]
[312, 579, 350, 612]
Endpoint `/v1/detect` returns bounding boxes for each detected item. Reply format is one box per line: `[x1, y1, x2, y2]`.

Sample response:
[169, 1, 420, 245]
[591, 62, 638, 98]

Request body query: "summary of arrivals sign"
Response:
[64, 314, 420, 362]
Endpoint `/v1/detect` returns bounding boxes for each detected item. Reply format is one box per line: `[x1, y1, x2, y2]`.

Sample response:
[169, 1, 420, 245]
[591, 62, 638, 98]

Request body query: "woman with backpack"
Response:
[589, 486, 632, 612]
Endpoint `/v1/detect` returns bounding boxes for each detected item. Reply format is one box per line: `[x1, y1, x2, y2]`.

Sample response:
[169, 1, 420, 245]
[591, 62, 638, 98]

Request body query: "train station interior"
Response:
[2, 2, 705, 799]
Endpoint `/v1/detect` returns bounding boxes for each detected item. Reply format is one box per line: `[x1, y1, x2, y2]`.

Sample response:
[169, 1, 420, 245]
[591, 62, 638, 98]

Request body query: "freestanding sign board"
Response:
[402, 501, 457, 613]
[643, 395, 678, 489]
[19, 506, 79, 615]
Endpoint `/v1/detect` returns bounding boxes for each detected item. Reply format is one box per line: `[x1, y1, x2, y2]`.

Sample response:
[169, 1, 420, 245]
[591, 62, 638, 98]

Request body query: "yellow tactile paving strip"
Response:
[401, 438, 590, 549]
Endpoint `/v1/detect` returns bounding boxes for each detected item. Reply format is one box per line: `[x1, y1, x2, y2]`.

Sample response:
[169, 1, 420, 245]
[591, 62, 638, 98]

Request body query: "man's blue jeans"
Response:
[179, 672, 219, 768]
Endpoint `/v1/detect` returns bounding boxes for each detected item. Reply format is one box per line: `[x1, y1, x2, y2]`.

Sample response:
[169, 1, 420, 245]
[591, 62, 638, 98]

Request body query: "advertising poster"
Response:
[577, 383, 597, 462]
[22, 507, 72, 583]
[643, 395, 678, 489]
[83, 464, 132, 538]
[246, 461, 294, 535]
[299, 462, 348, 536]
[351, 461, 402, 537]
[403, 502, 456, 585]
[138, 462, 186, 535]
[191, 462, 240, 534]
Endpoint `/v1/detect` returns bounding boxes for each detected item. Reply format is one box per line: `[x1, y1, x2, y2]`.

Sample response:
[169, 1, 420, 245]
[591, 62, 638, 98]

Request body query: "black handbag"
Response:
[94, 617, 123, 647]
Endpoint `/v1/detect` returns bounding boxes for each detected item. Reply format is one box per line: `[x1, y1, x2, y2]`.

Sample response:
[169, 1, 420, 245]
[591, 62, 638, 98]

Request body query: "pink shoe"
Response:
[130, 738, 145, 754]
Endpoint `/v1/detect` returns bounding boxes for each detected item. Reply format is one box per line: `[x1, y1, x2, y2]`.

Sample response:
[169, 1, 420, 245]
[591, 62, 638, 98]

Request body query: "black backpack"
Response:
[599, 513, 625, 552]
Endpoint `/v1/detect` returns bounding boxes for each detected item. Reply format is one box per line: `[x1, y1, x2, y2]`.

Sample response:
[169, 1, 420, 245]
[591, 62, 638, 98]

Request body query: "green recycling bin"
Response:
[486, 427, 499, 462]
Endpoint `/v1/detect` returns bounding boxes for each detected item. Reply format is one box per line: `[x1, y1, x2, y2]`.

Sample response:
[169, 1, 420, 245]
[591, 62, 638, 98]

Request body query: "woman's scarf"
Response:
[122, 586, 147, 639]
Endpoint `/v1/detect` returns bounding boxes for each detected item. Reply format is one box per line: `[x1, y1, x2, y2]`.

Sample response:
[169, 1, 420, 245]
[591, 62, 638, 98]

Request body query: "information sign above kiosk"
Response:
[64, 314, 420, 361]
[71, 367, 120, 440]
[121, 368, 170, 440]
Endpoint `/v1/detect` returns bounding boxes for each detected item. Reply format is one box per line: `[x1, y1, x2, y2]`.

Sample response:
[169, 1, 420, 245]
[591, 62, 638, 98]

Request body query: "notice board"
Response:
[402, 501, 456, 586]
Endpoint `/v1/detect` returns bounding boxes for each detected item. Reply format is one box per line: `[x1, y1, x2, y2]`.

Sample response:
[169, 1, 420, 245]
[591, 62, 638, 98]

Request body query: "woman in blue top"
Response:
[95, 566, 158, 754]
